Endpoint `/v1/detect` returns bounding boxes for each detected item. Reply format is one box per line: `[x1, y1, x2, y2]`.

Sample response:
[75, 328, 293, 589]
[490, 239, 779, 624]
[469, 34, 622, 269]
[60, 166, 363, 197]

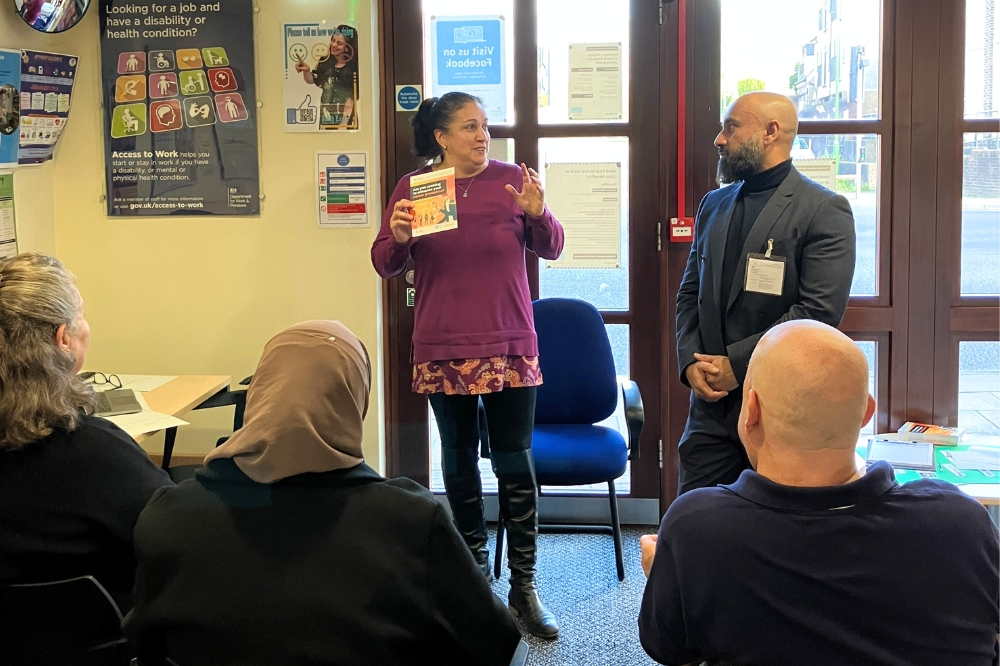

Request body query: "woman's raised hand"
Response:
[505, 163, 545, 218]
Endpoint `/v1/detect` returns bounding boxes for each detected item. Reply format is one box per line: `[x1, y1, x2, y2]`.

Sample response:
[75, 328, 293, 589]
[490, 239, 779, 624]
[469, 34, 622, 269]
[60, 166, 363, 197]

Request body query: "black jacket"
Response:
[124, 458, 522, 666]
[677, 167, 856, 389]
[0, 416, 173, 604]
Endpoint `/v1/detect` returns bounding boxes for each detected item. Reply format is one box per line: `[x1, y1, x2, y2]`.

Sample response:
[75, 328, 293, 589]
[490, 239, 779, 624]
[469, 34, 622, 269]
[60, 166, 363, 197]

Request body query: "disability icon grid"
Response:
[111, 47, 248, 139]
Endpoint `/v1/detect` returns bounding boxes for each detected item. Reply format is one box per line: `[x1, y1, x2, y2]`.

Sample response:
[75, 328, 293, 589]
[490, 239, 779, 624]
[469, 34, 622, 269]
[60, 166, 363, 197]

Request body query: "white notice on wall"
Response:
[543, 163, 621, 269]
[794, 158, 837, 190]
[316, 151, 370, 228]
[568, 43, 622, 121]
[0, 172, 16, 259]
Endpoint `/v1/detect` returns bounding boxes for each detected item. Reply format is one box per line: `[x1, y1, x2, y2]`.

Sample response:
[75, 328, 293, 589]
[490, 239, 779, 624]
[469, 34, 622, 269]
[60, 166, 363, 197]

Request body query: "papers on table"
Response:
[103, 391, 188, 439]
[943, 446, 1000, 471]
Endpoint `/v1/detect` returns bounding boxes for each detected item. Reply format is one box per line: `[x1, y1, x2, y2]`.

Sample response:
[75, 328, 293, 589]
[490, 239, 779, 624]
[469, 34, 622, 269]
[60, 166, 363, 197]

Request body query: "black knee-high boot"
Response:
[442, 447, 491, 579]
[493, 449, 559, 639]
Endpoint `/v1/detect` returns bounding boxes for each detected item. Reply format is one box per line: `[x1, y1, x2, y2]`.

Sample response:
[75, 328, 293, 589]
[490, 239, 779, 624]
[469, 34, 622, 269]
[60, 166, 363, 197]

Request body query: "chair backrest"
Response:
[0, 575, 128, 664]
[533, 298, 618, 425]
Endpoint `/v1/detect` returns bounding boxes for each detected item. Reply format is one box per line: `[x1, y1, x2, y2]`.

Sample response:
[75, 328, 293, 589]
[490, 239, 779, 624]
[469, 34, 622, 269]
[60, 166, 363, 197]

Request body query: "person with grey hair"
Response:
[0, 253, 172, 607]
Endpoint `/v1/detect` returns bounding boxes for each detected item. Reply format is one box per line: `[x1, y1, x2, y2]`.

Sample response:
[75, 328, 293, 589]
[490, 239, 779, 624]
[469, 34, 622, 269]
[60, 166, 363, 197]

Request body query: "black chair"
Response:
[0, 575, 131, 665]
[162, 376, 251, 483]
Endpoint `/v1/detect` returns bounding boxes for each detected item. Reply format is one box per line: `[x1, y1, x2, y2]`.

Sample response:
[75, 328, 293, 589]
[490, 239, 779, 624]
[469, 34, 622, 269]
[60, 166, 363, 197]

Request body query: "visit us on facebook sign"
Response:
[430, 16, 507, 123]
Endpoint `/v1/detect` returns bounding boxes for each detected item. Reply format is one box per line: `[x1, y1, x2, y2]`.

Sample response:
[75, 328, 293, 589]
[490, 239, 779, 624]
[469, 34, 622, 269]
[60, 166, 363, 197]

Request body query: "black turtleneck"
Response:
[720, 159, 793, 336]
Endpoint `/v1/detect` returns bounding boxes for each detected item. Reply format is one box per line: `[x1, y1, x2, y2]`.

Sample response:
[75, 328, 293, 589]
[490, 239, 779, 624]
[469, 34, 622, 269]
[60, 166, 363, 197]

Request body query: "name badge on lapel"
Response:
[744, 239, 785, 296]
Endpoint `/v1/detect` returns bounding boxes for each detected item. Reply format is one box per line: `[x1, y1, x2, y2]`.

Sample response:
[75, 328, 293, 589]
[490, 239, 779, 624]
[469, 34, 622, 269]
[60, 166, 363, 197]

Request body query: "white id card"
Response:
[744, 252, 785, 296]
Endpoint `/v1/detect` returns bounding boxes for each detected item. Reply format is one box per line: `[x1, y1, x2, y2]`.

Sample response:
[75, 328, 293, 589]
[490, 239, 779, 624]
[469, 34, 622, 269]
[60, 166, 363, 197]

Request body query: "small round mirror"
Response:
[14, 0, 91, 33]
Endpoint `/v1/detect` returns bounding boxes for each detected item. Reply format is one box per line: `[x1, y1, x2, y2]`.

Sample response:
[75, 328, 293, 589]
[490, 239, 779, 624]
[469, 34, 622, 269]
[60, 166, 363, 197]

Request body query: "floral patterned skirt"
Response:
[412, 356, 543, 395]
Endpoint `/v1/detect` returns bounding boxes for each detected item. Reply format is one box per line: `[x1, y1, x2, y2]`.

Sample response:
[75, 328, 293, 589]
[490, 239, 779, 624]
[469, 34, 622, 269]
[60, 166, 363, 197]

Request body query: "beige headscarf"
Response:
[205, 320, 371, 483]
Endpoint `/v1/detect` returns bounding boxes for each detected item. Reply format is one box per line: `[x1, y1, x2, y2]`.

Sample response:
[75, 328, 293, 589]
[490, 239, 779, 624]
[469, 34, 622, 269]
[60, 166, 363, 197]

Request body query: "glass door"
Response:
[381, 0, 664, 503]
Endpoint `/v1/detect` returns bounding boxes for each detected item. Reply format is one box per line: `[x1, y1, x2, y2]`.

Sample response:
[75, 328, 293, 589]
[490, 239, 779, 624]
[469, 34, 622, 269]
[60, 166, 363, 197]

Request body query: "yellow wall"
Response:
[5, 1, 386, 468]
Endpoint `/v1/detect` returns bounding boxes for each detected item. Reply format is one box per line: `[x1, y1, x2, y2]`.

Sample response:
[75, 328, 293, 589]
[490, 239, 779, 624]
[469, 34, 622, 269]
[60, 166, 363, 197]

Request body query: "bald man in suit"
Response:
[675, 92, 856, 494]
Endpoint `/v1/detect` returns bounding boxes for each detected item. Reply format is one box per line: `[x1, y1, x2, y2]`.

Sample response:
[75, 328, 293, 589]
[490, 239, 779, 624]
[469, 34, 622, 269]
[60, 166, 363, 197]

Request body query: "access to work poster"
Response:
[99, 0, 259, 216]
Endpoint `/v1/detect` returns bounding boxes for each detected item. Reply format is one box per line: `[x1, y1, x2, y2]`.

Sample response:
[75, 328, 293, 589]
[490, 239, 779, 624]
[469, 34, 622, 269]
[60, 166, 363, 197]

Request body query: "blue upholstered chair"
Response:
[492, 298, 644, 581]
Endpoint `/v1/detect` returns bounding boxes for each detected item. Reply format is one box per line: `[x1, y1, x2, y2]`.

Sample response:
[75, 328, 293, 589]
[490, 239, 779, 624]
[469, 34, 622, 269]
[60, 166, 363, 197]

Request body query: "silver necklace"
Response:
[458, 175, 477, 197]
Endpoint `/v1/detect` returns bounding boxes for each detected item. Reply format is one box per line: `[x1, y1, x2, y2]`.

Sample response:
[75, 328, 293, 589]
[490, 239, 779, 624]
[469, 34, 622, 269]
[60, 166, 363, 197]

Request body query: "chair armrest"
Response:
[621, 380, 644, 460]
[509, 639, 530, 666]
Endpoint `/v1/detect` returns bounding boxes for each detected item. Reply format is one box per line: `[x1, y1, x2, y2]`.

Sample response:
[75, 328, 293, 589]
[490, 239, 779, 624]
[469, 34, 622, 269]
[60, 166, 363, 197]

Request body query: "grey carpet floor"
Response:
[486, 525, 660, 666]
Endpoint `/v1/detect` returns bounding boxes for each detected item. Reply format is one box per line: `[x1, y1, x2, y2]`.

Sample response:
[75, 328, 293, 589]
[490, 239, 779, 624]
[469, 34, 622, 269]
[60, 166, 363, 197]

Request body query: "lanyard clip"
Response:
[765, 239, 774, 259]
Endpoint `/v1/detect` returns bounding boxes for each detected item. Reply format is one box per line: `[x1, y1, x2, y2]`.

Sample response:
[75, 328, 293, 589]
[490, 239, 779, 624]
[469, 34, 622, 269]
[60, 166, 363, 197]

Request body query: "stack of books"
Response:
[894, 422, 966, 446]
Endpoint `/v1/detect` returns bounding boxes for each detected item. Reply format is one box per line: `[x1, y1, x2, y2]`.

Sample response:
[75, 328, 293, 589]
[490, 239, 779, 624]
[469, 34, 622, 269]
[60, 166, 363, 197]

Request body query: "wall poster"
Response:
[543, 162, 622, 269]
[429, 15, 506, 123]
[19, 50, 79, 165]
[316, 151, 370, 228]
[0, 173, 17, 259]
[0, 49, 20, 168]
[284, 22, 361, 131]
[99, 0, 259, 216]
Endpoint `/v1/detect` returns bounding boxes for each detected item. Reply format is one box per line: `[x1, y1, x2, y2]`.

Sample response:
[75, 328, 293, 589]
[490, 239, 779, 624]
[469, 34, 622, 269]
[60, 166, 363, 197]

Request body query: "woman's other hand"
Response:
[390, 200, 414, 244]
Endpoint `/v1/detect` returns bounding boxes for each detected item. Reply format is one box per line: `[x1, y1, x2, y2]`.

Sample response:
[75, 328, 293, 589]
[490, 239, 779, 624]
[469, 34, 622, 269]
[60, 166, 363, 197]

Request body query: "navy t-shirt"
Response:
[639, 461, 1000, 666]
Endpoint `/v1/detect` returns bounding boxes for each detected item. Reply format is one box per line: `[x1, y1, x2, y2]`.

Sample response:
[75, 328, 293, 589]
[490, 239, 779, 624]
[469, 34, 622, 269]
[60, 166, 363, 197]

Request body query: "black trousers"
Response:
[428, 387, 536, 457]
[428, 387, 540, 583]
[677, 391, 752, 495]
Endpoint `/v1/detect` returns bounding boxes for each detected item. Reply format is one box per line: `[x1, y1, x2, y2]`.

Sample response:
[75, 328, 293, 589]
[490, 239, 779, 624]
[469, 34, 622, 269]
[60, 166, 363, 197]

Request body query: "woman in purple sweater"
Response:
[372, 93, 564, 640]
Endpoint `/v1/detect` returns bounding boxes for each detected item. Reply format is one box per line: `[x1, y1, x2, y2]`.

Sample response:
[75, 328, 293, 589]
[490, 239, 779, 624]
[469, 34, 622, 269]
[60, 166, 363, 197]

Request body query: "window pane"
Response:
[487, 137, 514, 163]
[536, 0, 629, 124]
[537, 136, 629, 310]
[855, 340, 876, 435]
[962, 132, 1000, 296]
[965, 0, 999, 119]
[422, 0, 515, 125]
[958, 341, 1000, 436]
[793, 133, 879, 296]
[721, 0, 882, 120]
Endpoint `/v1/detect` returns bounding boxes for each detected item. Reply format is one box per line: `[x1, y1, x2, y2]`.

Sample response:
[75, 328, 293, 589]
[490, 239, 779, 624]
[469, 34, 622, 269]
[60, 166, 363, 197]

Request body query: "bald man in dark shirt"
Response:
[642, 320, 999, 666]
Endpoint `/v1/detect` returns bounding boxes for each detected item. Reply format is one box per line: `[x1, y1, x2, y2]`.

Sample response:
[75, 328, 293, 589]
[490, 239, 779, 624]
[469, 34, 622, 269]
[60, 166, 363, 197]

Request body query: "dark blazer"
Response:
[123, 458, 522, 666]
[0, 416, 173, 606]
[676, 167, 856, 389]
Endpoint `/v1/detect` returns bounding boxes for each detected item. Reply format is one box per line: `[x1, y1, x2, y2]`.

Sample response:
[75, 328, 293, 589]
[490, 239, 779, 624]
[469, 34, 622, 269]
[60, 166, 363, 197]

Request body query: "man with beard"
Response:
[674, 91, 856, 494]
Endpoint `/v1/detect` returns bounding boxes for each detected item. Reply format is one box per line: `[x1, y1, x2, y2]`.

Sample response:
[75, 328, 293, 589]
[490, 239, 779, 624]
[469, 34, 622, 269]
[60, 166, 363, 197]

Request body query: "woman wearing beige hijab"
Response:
[124, 321, 522, 666]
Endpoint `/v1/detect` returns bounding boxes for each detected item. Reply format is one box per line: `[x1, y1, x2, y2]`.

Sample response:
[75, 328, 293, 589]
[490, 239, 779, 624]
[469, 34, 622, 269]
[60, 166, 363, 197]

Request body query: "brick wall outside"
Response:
[964, 149, 1000, 198]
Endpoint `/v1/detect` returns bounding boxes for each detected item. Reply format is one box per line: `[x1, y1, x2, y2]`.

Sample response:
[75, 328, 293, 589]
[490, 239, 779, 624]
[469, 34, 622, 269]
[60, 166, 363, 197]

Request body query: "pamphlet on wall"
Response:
[0, 49, 20, 168]
[409, 168, 458, 237]
[316, 151, 370, 228]
[0, 173, 17, 259]
[283, 22, 361, 132]
[567, 43, 622, 121]
[543, 162, 621, 268]
[18, 50, 78, 165]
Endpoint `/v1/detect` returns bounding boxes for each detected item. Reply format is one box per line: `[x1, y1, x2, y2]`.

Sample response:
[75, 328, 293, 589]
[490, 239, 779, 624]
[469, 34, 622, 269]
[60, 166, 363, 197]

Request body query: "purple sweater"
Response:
[372, 160, 565, 363]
